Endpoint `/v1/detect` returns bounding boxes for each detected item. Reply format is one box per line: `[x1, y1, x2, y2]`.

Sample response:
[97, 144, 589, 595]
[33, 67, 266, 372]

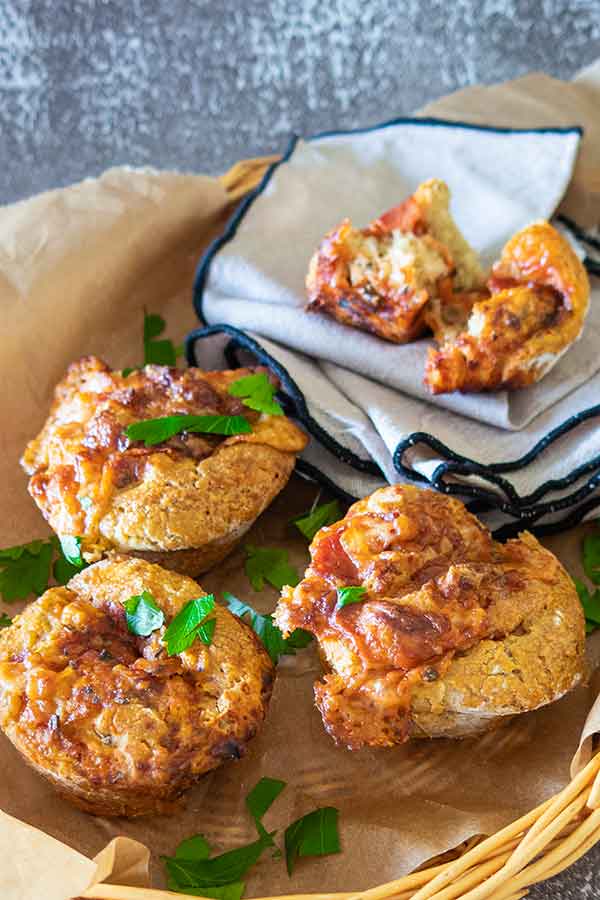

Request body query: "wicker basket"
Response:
[80, 157, 600, 900]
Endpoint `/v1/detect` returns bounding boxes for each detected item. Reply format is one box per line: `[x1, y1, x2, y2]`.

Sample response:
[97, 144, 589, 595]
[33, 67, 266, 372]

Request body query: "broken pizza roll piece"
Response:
[274, 484, 586, 750]
[306, 179, 484, 343]
[0, 556, 274, 816]
[424, 220, 590, 393]
[21, 356, 307, 576]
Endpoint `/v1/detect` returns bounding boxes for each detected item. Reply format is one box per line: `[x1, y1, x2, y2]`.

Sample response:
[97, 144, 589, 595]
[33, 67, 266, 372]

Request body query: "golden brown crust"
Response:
[0, 556, 274, 816]
[424, 221, 590, 393]
[306, 179, 483, 343]
[21, 357, 306, 573]
[274, 485, 586, 750]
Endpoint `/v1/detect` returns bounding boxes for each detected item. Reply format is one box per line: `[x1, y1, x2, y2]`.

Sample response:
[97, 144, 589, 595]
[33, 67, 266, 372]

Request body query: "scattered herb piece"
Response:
[59, 535, 84, 568]
[163, 595, 216, 655]
[0, 540, 54, 602]
[284, 807, 340, 875]
[225, 593, 312, 664]
[575, 579, 600, 634]
[166, 883, 246, 900]
[246, 777, 287, 827]
[163, 832, 272, 890]
[583, 532, 600, 585]
[0, 613, 11, 629]
[228, 372, 283, 417]
[126, 414, 251, 447]
[0, 536, 89, 603]
[244, 546, 300, 592]
[144, 312, 179, 366]
[123, 590, 164, 637]
[292, 499, 341, 542]
[175, 834, 211, 860]
[336, 586, 367, 609]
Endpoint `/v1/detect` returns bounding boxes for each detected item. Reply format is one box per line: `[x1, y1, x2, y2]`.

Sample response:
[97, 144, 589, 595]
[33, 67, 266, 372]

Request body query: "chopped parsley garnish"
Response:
[244, 546, 300, 592]
[228, 372, 283, 417]
[583, 532, 600, 586]
[123, 591, 164, 637]
[336, 586, 367, 609]
[124, 312, 183, 375]
[284, 807, 341, 875]
[0, 535, 88, 603]
[225, 593, 312, 664]
[292, 499, 341, 541]
[126, 413, 251, 447]
[0, 613, 11, 629]
[163, 777, 286, 895]
[576, 527, 600, 634]
[163, 595, 216, 655]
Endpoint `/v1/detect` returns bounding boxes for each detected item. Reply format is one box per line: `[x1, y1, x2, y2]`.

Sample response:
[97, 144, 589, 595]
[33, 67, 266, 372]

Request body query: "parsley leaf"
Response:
[583, 532, 600, 585]
[163, 832, 272, 889]
[0, 536, 88, 603]
[0, 540, 54, 602]
[244, 546, 300, 592]
[123, 591, 164, 637]
[166, 883, 245, 900]
[126, 414, 251, 447]
[575, 579, 600, 634]
[336, 586, 366, 609]
[58, 535, 84, 568]
[292, 499, 341, 542]
[284, 807, 340, 875]
[144, 312, 179, 366]
[175, 834, 211, 860]
[246, 777, 287, 826]
[0, 613, 11, 629]
[228, 373, 283, 417]
[225, 593, 312, 664]
[163, 595, 216, 655]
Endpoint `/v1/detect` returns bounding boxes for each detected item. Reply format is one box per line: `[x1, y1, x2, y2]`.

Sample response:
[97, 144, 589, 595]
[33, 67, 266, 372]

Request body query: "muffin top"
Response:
[0, 555, 274, 814]
[274, 484, 585, 748]
[21, 356, 307, 559]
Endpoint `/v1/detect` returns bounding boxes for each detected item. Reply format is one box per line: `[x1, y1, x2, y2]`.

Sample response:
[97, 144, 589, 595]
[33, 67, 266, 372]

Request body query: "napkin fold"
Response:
[191, 81, 600, 533]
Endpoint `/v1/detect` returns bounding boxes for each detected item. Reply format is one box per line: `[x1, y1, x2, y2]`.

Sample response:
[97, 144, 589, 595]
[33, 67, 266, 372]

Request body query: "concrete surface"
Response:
[1, 0, 600, 896]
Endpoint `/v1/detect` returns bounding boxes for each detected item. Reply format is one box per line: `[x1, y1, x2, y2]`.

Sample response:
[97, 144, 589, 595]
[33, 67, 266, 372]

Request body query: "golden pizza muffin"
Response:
[21, 357, 307, 575]
[274, 485, 585, 749]
[424, 221, 590, 393]
[306, 179, 484, 342]
[0, 556, 274, 816]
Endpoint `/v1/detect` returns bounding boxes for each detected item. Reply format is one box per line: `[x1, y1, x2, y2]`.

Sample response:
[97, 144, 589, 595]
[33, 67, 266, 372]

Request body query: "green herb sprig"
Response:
[244, 546, 300, 592]
[163, 595, 216, 655]
[123, 591, 164, 637]
[336, 586, 367, 609]
[126, 414, 251, 447]
[123, 311, 184, 376]
[0, 613, 11, 629]
[228, 372, 283, 417]
[225, 593, 312, 664]
[284, 807, 341, 875]
[292, 499, 341, 542]
[163, 777, 340, 896]
[0, 535, 88, 603]
[576, 529, 600, 634]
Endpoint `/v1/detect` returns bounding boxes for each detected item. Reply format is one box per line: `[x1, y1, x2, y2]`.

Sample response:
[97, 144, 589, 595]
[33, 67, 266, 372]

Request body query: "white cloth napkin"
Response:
[191, 118, 600, 533]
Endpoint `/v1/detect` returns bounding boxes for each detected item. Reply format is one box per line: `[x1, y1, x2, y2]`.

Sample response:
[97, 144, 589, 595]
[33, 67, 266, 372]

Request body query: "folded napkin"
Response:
[190, 112, 600, 535]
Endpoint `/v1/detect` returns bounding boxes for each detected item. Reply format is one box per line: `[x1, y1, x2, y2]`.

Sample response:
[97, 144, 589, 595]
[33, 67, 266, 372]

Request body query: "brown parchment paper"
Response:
[1, 65, 600, 900]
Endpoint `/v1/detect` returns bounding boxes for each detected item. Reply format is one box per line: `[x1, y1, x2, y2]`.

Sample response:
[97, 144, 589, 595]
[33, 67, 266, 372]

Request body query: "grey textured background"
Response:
[2, 0, 600, 203]
[2, 0, 600, 897]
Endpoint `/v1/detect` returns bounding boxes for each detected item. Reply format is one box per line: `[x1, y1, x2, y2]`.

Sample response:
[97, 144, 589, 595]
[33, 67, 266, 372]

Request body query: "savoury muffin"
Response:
[424, 220, 590, 393]
[306, 179, 484, 343]
[21, 357, 307, 575]
[0, 555, 274, 816]
[274, 485, 586, 749]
